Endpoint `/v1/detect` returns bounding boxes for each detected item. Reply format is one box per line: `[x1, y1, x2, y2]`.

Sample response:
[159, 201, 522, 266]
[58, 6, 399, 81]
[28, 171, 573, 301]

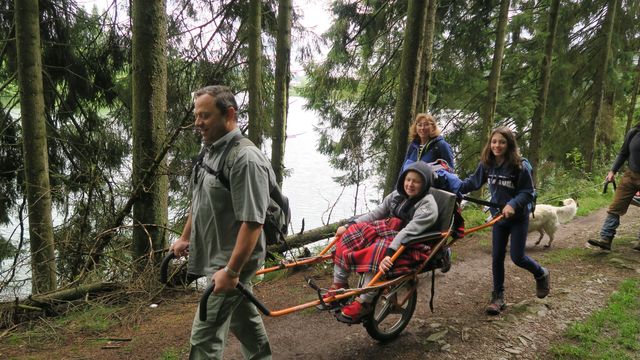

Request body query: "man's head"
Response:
[193, 85, 238, 144]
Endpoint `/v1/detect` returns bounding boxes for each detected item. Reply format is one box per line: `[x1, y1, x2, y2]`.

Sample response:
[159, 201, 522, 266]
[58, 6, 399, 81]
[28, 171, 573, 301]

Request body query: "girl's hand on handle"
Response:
[336, 225, 347, 236]
[502, 204, 515, 218]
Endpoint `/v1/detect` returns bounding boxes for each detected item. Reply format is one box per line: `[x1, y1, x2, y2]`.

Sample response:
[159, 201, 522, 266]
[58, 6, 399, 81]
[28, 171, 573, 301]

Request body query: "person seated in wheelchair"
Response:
[325, 161, 443, 323]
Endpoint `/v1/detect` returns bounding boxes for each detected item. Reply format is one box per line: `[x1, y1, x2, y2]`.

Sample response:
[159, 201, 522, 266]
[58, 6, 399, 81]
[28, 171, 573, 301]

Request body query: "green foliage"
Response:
[0, 235, 17, 260]
[1, 0, 639, 297]
[540, 247, 592, 265]
[6, 304, 121, 348]
[551, 278, 640, 359]
[300, 0, 408, 189]
[159, 347, 186, 360]
[0, 0, 285, 286]
[58, 305, 119, 332]
[300, 0, 640, 186]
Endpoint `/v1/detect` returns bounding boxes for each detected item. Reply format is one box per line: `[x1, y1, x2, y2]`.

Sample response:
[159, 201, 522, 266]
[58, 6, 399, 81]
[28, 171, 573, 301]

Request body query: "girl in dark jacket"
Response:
[402, 113, 456, 171]
[459, 127, 549, 315]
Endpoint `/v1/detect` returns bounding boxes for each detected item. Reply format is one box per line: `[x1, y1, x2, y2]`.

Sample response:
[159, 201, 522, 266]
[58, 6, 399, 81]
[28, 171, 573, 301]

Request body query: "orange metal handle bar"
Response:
[198, 271, 414, 318]
[255, 254, 333, 275]
[367, 228, 450, 285]
[255, 233, 341, 276]
[265, 273, 414, 317]
[463, 214, 503, 235]
[368, 244, 406, 285]
[318, 233, 341, 255]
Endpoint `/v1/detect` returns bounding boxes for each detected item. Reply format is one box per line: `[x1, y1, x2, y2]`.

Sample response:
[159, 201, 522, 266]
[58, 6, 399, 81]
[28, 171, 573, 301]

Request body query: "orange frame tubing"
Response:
[255, 234, 341, 276]
[463, 214, 503, 236]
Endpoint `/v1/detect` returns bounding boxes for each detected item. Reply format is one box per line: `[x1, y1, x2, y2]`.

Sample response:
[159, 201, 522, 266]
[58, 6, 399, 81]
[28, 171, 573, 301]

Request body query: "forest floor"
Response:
[1, 206, 640, 360]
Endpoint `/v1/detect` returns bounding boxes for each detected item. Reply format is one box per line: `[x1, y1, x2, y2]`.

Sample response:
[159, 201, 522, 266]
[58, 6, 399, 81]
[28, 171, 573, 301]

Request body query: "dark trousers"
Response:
[492, 216, 545, 293]
[601, 170, 640, 240]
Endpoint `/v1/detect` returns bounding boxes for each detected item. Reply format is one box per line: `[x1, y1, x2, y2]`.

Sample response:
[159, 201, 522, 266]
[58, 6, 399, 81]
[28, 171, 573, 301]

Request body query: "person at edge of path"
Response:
[458, 126, 549, 316]
[401, 113, 456, 172]
[400, 113, 456, 272]
[171, 85, 272, 360]
[320, 162, 439, 323]
[588, 123, 640, 252]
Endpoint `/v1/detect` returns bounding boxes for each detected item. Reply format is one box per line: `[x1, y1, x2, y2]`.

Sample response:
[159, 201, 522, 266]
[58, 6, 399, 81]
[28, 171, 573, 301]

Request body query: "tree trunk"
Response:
[248, 0, 264, 148]
[271, 0, 292, 186]
[131, 0, 168, 266]
[481, 0, 510, 143]
[529, 0, 560, 180]
[82, 110, 192, 277]
[269, 219, 349, 253]
[14, 0, 57, 294]
[383, 0, 429, 195]
[29, 282, 120, 305]
[585, 0, 617, 172]
[411, 0, 429, 115]
[416, 0, 437, 113]
[625, 55, 640, 134]
[602, 89, 616, 160]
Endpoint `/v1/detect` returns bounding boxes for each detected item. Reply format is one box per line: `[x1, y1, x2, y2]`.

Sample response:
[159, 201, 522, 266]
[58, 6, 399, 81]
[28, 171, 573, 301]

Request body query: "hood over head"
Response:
[396, 161, 435, 199]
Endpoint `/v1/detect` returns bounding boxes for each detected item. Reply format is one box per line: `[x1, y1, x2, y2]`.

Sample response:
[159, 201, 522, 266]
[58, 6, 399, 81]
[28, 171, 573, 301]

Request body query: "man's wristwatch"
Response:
[223, 265, 240, 278]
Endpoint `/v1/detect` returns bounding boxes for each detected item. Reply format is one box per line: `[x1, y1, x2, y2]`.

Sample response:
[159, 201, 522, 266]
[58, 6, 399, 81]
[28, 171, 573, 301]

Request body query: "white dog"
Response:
[528, 198, 578, 248]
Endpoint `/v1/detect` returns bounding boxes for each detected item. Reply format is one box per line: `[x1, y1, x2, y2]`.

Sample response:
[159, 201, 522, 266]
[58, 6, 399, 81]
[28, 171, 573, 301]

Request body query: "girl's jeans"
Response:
[492, 216, 545, 293]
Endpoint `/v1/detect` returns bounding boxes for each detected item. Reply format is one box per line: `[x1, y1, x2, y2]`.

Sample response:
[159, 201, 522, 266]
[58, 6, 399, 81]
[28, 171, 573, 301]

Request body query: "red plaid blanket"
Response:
[333, 217, 431, 278]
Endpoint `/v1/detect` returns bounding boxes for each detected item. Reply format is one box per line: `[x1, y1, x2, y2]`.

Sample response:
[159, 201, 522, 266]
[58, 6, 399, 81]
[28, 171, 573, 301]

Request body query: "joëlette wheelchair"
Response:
[160, 188, 503, 341]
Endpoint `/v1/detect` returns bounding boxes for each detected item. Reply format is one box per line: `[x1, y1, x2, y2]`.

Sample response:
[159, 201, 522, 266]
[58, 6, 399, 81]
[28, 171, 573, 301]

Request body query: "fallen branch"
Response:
[269, 218, 348, 253]
[29, 282, 120, 305]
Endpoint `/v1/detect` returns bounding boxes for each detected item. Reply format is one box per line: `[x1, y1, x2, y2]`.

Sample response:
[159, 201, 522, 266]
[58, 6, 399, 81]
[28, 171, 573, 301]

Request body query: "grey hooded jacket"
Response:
[353, 162, 439, 251]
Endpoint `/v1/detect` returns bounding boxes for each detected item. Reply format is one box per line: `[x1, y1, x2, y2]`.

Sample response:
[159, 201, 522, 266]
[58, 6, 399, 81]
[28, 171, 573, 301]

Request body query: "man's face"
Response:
[194, 94, 228, 144]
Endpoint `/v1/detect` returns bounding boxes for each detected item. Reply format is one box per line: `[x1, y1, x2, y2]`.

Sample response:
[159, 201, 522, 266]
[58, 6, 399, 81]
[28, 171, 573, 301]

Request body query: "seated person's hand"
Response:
[502, 204, 515, 218]
[380, 256, 393, 273]
[336, 225, 347, 236]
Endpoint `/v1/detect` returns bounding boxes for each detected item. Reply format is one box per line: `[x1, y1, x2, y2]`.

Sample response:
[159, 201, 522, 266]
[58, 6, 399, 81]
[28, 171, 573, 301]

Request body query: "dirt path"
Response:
[3, 207, 640, 360]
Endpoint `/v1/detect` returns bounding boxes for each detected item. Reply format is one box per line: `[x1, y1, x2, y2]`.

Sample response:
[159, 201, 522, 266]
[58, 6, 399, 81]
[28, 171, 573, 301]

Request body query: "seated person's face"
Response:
[404, 170, 424, 198]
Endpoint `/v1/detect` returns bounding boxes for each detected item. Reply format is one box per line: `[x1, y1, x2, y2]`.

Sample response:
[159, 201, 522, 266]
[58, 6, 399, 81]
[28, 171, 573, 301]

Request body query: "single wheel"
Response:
[364, 279, 417, 342]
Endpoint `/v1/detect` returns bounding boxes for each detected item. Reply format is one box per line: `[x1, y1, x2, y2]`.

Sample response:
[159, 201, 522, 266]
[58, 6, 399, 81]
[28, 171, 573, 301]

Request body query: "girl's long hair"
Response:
[480, 126, 522, 169]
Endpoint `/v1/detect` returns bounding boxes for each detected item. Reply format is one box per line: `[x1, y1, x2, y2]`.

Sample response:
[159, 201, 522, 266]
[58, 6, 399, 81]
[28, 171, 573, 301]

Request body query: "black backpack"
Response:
[195, 133, 291, 246]
[518, 157, 537, 216]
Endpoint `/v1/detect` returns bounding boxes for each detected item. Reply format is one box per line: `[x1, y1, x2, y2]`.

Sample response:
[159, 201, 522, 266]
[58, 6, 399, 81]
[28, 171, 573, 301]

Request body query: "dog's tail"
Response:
[557, 200, 578, 224]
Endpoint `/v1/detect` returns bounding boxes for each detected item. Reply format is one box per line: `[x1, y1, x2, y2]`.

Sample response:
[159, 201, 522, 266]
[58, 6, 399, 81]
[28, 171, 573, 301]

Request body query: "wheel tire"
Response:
[364, 279, 417, 342]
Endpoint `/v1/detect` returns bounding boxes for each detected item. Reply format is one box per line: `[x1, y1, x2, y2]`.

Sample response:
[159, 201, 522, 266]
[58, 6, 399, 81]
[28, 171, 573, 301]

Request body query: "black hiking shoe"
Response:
[587, 238, 612, 251]
[535, 267, 550, 299]
[440, 247, 452, 273]
[485, 291, 505, 316]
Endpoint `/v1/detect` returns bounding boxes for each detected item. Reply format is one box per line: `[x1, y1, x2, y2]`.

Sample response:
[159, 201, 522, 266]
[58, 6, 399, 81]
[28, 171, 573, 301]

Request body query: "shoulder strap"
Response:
[515, 158, 537, 210]
[215, 132, 247, 191]
[426, 137, 443, 160]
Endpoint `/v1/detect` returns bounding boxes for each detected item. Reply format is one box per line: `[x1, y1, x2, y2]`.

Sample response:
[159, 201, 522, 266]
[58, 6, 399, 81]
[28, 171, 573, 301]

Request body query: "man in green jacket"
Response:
[171, 85, 273, 359]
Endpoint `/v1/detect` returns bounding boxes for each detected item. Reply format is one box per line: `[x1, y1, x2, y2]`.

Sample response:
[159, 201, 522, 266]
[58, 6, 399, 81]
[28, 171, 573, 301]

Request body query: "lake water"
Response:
[0, 96, 382, 299]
